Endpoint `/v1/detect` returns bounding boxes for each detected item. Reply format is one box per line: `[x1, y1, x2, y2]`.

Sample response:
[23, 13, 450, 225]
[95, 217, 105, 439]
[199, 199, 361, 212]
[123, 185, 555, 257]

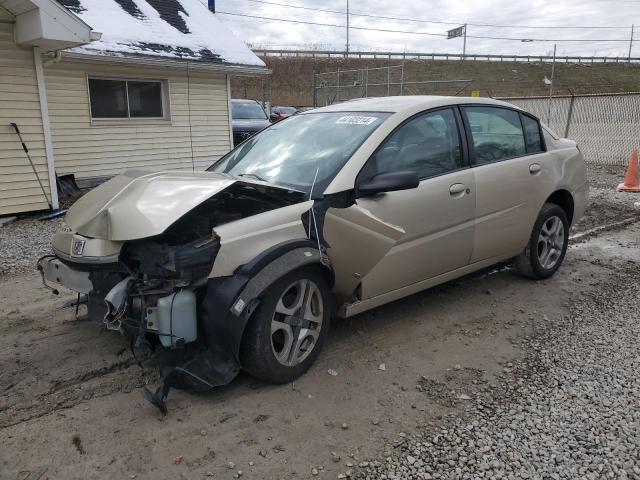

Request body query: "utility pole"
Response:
[463, 23, 467, 57]
[546, 43, 557, 126]
[346, 0, 350, 57]
[629, 24, 635, 62]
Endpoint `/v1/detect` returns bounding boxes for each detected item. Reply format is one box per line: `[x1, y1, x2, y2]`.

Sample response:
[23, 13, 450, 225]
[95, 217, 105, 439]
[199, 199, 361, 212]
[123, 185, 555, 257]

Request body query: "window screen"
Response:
[89, 78, 165, 119]
[520, 114, 544, 154]
[463, 106, 526, 165]
[369, 108, 463, 180]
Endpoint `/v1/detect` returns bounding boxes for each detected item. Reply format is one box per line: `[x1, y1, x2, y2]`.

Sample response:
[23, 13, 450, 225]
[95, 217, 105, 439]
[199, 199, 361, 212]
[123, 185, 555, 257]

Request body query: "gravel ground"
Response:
[355, 267, 640, 480]
[0, 216, 62, 276]
[572, 164, 638, 234]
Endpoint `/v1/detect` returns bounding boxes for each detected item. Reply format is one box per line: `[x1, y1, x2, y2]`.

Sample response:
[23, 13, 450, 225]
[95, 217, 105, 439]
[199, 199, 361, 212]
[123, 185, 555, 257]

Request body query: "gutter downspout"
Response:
[33, 46, 59, 209]
[226, 74, 233, 150]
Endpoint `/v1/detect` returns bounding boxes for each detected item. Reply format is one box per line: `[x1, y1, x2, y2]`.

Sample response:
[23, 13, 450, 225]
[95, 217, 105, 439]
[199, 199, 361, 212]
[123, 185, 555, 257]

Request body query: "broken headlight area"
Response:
[103, 277, 201, 348]
[104, 235, 221, 347]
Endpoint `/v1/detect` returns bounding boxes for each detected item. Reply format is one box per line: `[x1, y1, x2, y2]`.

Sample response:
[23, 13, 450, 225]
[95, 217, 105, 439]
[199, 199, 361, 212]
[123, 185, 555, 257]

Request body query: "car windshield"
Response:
[278, 107, 297, 115]
[209, 111, 391, 193]
[232, 102, 268, 120]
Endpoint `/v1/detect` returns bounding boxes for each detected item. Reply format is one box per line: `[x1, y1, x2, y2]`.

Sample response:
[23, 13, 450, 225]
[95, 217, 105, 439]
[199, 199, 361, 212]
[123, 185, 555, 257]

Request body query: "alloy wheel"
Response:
[537, 215, 565, 270]
[270, 279, 324, 367]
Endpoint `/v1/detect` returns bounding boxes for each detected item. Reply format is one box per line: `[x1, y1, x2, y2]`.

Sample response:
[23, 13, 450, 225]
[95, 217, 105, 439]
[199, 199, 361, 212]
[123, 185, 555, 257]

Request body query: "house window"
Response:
[88, 78, 166, 119]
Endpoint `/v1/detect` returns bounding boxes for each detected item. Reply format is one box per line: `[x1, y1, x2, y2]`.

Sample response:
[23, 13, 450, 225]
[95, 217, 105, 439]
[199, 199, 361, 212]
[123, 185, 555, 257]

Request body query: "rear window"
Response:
[520, 114, 544, 154]
[232, 102, 268, 120]
[463, 106, 526, 165]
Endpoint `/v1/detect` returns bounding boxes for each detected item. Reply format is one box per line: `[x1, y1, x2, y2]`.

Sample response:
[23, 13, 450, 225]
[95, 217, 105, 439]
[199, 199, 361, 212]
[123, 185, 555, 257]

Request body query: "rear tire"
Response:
[240, 266, 331, 384]
[515, 203, 569, 279]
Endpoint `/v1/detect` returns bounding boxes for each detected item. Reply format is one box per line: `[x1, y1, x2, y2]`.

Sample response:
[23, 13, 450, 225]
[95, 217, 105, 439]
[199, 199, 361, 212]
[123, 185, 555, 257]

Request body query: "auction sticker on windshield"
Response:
[336, 115, 379, 125]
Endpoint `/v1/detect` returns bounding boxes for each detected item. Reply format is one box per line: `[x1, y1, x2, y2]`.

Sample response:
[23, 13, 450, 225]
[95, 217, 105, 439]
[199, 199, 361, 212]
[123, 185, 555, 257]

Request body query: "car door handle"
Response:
[529, 163, 541, 174]
[449, 183, 466, 195]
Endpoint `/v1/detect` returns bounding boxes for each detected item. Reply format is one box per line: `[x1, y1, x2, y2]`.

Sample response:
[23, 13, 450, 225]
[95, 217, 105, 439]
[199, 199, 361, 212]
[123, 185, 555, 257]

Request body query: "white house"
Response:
[0, 0, 267, 215]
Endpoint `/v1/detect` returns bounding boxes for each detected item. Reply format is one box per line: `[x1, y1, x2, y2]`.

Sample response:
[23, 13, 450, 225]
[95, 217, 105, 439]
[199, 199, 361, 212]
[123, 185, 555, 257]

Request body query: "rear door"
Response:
[461, 105, 548, 262]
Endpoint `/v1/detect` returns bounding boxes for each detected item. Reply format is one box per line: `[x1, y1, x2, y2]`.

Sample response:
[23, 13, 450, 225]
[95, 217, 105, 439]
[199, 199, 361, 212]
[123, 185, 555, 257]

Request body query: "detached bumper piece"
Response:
[37, 255, 93, 295]
[143, 348, 240, 415]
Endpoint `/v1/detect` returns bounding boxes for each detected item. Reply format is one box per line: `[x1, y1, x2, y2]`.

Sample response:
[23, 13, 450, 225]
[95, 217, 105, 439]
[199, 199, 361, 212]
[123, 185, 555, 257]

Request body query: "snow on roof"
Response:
[56, 0, 265, 67]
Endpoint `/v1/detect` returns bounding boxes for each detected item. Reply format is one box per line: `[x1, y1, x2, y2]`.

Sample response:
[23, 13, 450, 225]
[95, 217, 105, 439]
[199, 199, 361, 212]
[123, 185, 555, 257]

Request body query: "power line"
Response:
[217, 11, 633, 42]
[241, 0, 632, 30]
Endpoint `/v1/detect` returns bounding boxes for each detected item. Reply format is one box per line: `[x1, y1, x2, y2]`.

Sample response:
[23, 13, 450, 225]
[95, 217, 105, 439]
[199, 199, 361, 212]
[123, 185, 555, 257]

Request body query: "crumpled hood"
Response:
[66, 170, 241, 241]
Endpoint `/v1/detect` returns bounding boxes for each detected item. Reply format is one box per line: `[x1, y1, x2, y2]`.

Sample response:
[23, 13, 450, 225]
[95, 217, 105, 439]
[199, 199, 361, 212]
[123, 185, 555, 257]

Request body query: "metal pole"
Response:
[364, 65, 368, 98]
[346, 0, 349, 57]
[463, 23, 467, 58]
[564, 92, 576, 138]
[629, 24, 634, 62]
[546, 43, 556, 126]
[400, 61, 405, 95]
[312, 73, 317, 108]
[387, 66, 390, 96]
[336, 68, 340, 103]
[10, 122, 52, 210]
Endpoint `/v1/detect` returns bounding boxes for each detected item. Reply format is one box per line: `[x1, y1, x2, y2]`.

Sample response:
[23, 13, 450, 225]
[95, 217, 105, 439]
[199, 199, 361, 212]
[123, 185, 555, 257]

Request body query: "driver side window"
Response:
[370, 108, 463, 180]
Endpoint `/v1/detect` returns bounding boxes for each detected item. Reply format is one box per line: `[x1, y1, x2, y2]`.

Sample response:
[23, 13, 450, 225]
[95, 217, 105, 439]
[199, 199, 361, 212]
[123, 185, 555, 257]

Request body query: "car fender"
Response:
[210, 200, 314, 277]
[204, 239, 324, 364]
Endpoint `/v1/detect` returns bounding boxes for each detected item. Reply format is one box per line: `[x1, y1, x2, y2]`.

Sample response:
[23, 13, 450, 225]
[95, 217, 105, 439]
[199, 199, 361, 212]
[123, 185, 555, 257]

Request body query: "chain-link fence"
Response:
[313, 65, 474, 107]
[500, 93, 640, 166]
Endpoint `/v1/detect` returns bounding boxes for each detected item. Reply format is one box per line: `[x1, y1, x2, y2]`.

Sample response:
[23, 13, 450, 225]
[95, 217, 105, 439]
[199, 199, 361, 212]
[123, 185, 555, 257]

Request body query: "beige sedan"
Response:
[39, 96, 588, 412]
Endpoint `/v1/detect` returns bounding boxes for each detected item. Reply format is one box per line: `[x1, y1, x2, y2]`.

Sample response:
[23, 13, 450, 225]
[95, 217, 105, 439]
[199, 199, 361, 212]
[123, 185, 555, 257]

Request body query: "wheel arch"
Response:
[204, 239, 332, 366]
[545, 189, 574, 225]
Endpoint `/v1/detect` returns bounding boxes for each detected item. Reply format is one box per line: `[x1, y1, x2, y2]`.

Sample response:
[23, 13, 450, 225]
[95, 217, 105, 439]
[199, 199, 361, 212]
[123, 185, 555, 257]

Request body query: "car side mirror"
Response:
[269, 113, 278, 122]
[357, 171, 420, 197]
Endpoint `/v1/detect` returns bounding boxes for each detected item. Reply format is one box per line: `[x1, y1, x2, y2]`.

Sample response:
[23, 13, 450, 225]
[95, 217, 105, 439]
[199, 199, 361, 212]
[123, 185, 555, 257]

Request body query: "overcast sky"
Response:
[211, 0, 640, 57]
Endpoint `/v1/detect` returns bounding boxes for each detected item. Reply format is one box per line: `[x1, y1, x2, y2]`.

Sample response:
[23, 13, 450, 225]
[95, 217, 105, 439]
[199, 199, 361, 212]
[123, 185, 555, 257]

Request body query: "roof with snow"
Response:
[55, 0, 265, 68]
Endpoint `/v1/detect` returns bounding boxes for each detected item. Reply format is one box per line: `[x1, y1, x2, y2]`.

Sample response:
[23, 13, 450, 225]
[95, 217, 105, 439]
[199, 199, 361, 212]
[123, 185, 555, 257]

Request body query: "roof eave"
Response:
[5, 0, 97, 51]
[59, 50, 270, 75]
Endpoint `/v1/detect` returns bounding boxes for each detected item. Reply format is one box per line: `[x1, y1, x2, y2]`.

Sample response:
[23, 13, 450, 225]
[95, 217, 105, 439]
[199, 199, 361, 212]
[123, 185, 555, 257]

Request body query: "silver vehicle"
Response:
[38, 96, 588, 412]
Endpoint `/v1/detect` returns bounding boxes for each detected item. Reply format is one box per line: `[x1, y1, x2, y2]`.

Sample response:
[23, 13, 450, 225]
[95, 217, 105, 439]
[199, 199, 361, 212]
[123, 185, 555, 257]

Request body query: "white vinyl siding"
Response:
[0, 23, 51, 215]
[44, 61, 232, 179]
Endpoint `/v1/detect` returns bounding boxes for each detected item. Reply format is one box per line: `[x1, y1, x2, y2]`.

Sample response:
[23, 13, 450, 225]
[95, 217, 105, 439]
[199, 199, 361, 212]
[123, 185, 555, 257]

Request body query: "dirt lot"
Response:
[0, 165, 638, 480]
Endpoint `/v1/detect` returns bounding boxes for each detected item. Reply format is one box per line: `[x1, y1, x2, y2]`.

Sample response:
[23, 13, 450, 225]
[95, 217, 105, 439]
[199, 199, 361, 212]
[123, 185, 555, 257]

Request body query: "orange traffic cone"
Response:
[617, 149, 640, 192]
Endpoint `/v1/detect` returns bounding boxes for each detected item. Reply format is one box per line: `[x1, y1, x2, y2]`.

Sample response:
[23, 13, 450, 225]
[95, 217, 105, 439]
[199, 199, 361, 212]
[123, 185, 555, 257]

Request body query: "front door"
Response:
[349, 107, 476, 300]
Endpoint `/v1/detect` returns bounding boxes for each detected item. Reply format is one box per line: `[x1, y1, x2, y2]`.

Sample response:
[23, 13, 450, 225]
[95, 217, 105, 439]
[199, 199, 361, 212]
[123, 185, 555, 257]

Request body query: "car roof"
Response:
[231, 99, 261, 104]
[308, 95, 521, 114]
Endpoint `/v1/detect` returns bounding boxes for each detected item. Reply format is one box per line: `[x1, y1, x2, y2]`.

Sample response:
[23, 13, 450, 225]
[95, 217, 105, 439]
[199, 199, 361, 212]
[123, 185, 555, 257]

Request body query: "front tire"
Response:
[515, 203, 569, 279]
[240, 266, 331, 384]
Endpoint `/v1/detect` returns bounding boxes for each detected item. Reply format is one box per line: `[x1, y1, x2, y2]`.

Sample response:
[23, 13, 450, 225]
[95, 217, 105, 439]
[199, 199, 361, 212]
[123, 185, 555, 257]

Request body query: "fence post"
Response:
[312, 73, 317, 108]
[387, 66, 390, 96]
[364, 66, 368, 98]
[564, 94, 576, 138]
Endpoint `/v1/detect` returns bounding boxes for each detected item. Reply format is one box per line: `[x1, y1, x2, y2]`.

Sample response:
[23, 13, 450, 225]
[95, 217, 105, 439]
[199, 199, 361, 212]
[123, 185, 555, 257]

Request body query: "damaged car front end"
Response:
[39, 170, 321, 412]
[37, 109, 395, 413]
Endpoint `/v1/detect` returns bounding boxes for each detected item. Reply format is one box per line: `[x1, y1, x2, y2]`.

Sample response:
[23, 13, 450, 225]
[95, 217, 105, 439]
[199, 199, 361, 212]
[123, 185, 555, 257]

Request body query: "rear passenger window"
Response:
[520, 114, 544, 154]
[463, 106, 525, 165]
